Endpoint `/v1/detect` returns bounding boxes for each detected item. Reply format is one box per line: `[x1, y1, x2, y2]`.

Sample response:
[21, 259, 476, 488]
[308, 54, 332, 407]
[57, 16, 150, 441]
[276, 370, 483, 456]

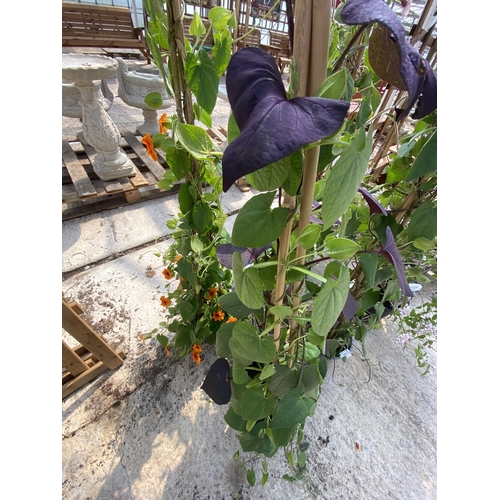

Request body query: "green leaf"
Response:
[241, 388, 278, 421]
[282, 150, 303, 196]
[269, 305, 293, 321]
[178, 182, 195, 214]
[216, 322, 235, 358]
[232, 361, 251, 385]
[246, 469, 256, 487]
[317, 70, 347, 99]
[269, 426, 295, 447]
[246, 156, 291, 192]
[269, 387, 315, 429]
[233, 253, 264, 309]
[322, 127, 373, 229]
[412, 237, 436, 250]
[157, 170, 176, 191]
[301, 364, 322, 393]
[176, 258, 197, 287]
[228, 321, 276, 365]
[163, 146, 190, 180]
[218, 290, 261, 319]
[259, 364, 276, 380]
[213, 30, 232, 77]
[193, 102, 213, 128]
[324, 236, 360, 260]
[406, 201, 437, 241]
[268, 365, 300, 398]
[190, 236, 204, 253]
[144, 91, 164, 110]
[231, 191, 290, 248]
[176, 123, 216, 159]
[311, 268, 350, 337]
[185, 50, 219, 115]
[297, 224, 322, 250]
[208, 6, 233, 31]
[406, 132, 437, 181]
[192, 201, 214, 234]
[190, 11, 206, 38]
[224, 406, 247, 431]
[356, 95, 372, 126]
[360, 253, 379, 290]
[227, 113, 240, 144]
[237, 421, 277, 457]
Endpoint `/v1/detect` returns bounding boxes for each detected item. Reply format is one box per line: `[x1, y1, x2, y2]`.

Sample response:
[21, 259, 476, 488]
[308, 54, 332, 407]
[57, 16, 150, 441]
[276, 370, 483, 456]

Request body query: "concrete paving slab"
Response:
[61, 245, 437, 499]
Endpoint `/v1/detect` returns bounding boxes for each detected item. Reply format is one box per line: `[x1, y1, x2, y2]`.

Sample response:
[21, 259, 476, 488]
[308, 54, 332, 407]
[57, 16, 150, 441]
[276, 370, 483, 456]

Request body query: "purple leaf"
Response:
[343, 291, 358, 321]
[222, 48, 349, 191]
[341, 0, 437, 121]
[216, 243, 273, 269]
[330, 272, 358, 321]
[358, 187, 387, 215]
[201, 358, 231, 405]
[379, 227, 414, 297]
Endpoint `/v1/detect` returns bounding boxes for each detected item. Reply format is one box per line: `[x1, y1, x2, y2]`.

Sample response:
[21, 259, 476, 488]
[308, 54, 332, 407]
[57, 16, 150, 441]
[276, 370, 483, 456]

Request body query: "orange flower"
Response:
[160, 295, 171, 307]
[162, 268, 172, 280]
[212, 310, 225, 321]
[207, 287, 218, 300]
[159, 113, 168, 134]
[173, 254, 182, 263]
[192, 344, 202, 364]
[142, 133, 158, 161]
[140, 334, 146, 344]
[226, 317, 237, 323]
[164, 345, 171, 356]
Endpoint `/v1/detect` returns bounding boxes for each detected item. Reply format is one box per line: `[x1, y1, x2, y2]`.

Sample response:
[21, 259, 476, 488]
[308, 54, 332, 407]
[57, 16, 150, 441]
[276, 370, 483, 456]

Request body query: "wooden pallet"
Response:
[62, 131, 179, 220]
[62, 298, 126, 398]
[62, 127, 227, 220]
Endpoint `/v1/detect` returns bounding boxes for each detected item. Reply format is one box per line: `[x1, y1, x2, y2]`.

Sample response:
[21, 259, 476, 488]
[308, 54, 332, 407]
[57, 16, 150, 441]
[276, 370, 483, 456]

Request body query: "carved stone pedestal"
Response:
[62, 54, 135, 181]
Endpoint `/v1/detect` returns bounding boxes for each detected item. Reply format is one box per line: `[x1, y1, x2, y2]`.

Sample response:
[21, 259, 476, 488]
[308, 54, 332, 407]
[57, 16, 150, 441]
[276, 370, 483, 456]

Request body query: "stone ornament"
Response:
[62, 53, 135, 181]
[116, 57, 172, 136]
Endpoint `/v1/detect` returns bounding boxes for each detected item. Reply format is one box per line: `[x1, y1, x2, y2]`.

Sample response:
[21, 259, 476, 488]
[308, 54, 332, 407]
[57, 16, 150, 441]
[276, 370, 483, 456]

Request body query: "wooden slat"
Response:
[122, 133, 167, 181]
[80, 142, 136, 193]
[62, 300, 124, 370]
[62, 340, 88, 377]
[62, 140, 97, 198]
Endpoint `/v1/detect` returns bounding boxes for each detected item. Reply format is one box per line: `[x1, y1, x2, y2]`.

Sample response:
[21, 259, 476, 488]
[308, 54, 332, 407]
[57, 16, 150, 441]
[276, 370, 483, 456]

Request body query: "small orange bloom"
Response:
[164, 345, 171, 356]
[212, 310, 225, 321]
[142, 133, 158, 161]
[159, 113, 168, 134]
[226, 317, 237, 323]
[173, 254, 182, 263]
[207, 287, 218, 300]
[140, 334, 146, 343]
[162, 268, 172, 280]
[192, 344, 202, 364]
[160, 295, 171, 307]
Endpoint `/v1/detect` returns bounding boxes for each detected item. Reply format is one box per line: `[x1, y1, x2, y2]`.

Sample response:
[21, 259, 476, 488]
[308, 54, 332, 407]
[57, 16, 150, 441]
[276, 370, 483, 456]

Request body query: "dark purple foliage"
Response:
[216, 243, 273, 269]
[222, 48, 349, 191]
[201, 358, 231, 405]
[379, 226, 414, 297]
[358, 187, 387, 215]
[341, 0, 437, 121]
